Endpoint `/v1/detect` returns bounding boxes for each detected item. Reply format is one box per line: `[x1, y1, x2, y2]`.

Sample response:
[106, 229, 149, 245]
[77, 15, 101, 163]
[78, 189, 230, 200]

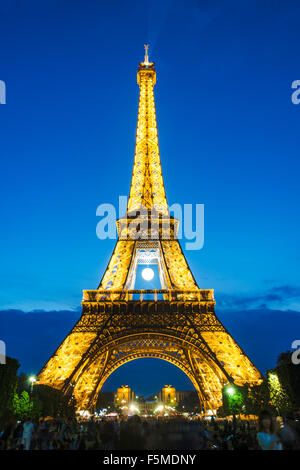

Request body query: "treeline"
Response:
[0, 350, 299, 421]
[219, 350, 300, 417]
[0, 357, 76, 422]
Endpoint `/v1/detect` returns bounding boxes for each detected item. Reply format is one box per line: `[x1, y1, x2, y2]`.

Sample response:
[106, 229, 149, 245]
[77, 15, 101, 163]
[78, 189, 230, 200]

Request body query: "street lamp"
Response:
[28, 376, 36, 392]
[27, 376, 36, 417]
[225, 385, 235, 396]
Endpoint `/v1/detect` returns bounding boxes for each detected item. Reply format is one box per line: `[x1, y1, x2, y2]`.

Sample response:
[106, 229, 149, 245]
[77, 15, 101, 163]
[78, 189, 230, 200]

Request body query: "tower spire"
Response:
[127, 47, 169, 216]
[144, 44, 149, 65]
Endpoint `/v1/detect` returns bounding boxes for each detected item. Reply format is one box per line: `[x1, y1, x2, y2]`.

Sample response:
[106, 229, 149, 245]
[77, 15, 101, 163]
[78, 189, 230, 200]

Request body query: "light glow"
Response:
[142, 267, 154, 281]
[226, 386, 235, 396]
[129, 403, 140, 413]
[155, 405, 164, 413]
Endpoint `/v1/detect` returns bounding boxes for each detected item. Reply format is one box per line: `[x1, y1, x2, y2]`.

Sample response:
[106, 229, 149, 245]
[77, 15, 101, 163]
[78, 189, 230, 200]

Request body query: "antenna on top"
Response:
[144, 44, 149, 65]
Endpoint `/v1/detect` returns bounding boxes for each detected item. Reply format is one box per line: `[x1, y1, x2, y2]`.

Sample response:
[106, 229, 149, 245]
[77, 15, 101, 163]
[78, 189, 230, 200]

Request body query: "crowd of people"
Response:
[0, 411, 299, 451]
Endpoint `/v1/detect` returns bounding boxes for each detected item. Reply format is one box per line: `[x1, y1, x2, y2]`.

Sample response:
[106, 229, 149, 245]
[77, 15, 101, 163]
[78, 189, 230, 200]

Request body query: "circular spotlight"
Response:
[142, 267, 154, 281]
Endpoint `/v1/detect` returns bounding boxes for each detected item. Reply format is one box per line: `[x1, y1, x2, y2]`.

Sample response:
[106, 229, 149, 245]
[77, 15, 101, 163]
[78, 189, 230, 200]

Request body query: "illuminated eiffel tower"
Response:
[37, 46, 262, 413]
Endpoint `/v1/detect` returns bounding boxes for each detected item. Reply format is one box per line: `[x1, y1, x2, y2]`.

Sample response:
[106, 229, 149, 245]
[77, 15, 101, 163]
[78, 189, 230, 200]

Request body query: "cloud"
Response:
[217, 285, 300, 312]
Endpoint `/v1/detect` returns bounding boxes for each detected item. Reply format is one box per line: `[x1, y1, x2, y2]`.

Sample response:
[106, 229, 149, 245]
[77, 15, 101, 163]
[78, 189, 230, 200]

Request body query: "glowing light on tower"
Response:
[142, 267, 154, 281]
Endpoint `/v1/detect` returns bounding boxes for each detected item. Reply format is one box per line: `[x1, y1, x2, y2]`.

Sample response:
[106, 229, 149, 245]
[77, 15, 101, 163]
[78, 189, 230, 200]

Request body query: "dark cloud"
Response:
[217, 285, 300, 311]
[269, 285, 300, 297]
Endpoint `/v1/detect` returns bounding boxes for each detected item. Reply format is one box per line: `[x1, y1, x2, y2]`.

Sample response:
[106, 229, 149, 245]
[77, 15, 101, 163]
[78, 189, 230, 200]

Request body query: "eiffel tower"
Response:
[37, 46, 262, 414]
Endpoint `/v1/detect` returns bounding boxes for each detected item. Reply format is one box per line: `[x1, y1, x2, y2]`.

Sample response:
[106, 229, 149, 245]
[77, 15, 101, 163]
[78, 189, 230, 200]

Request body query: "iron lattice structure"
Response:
[37, 49, 262, 413]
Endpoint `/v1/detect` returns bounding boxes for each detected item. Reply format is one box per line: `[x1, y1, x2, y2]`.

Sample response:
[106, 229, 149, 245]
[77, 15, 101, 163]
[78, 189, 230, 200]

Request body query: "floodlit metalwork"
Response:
[37, 47, 262, 414]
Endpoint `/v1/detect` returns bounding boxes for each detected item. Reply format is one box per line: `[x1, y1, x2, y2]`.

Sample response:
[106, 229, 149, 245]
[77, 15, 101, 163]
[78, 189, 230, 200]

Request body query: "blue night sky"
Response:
[0, 0, 300, 395]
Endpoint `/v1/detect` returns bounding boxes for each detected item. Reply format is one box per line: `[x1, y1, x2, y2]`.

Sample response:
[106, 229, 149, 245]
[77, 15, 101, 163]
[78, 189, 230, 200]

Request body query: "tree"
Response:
[16, 372, 30, 394]
[12, 384, 76, 420]
[0, 356, 20, 419]
[274, 350, 300, 410]
[243, 380, 273, 415]
[31, 384, 76, 419]
[218, 381, 275, 417]
[267, 370, 292, 415]
[13, 390, 33, 419]
[277, 351, 292, 366]
[222, 384, 246, 416]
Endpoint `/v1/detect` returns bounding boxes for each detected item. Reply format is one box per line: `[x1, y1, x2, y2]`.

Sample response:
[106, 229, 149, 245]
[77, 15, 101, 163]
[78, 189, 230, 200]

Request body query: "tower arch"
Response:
[67, 331, 228, 413]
